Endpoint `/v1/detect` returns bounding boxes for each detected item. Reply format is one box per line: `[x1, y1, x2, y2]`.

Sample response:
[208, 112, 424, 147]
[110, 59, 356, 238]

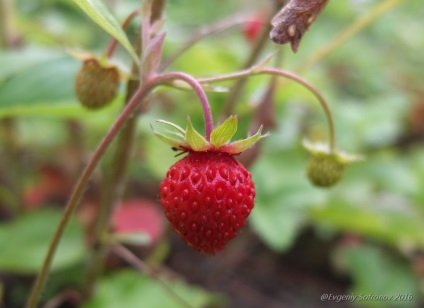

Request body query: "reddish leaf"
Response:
[112, 199, 165, 244]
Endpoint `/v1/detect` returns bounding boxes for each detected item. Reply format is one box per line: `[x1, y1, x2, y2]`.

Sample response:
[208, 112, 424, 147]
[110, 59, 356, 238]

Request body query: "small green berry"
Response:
[75, 58, 119, 110]
[307, 153, 344, 187]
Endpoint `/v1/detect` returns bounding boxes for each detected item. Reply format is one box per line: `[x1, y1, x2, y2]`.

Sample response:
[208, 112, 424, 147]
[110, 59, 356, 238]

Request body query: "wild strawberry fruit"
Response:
[244, 18, 263, 42]
[154, 116, 268, 254]
[307, 153, 344, 187]
[303, 139, 363, 188]
[75, 57, 119, 109]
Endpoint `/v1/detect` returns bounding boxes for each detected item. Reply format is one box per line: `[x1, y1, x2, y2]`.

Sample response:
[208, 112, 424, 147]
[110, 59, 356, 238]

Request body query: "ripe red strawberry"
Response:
[154, 116, 268, 254]
[160, 152, 255, 255]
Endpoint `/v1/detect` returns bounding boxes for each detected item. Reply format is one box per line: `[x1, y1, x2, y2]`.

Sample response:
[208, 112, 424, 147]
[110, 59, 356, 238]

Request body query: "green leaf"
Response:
[72, 0, 139, 64]
[220, 126, 268, 154]
[0, 57, 80, 109]
[0, 209, 85, 273]
[0, 48, 64, 83]
[335, 245, 419, 308]
[84, 270, 225, 308]
[185, 117, 210, 151]
[210, 115, 238, 148]
[250, 150, 326, 251]
[0, 101, 120, 119]
[309, 200, 424, 249]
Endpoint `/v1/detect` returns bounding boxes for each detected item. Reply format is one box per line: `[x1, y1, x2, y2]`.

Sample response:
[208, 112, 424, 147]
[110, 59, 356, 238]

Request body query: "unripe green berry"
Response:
[75, 58, 119, 109]
[307, 153, 344, 187]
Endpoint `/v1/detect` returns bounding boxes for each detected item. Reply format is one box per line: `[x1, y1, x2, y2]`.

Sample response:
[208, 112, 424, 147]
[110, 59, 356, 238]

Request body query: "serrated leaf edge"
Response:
[185, 117, 210, 151]
[210, 115, 238, 148]
[220, 126, 269, 154]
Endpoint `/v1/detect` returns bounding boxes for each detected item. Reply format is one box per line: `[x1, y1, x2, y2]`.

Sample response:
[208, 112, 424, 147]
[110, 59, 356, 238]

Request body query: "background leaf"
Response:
[334, 245, 419, 308]
[0, 56, 79, 109]
[72, 0, 139, 63]
[0, 209, 85, 273]
[83, 270, 224, 308]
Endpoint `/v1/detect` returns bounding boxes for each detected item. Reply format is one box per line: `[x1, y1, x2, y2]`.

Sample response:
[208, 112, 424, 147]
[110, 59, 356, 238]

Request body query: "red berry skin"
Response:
[160, 152, 255, 255]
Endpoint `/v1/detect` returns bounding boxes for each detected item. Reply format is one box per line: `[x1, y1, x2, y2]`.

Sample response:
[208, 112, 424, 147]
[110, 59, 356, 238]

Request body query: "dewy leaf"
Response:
[221, 126, 268, 154]
[142, 33, 166, 77]
[210, 115, 238, 148]
[72, 0, 139, 64]
[186, 117, 210, 151]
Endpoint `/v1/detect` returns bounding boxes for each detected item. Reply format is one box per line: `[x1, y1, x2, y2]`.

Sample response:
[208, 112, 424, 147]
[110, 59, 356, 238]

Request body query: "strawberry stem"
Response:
[198, 67, 336, 152]
[106, 8, 141, 59]
[161, 72, 214, 141]
[112, 244, 195, 308]
[26, 71, 206, 308]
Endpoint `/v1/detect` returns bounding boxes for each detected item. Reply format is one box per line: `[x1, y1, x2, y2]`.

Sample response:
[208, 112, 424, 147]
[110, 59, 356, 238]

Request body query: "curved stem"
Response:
[25, 71, 212, 308]
[262, 68, 335, 152]
[26, 76, 158, 308]
[106, 9, 141, 58]
[161, 72, 213, 140]
[220, 6, 277, 119]
[198, 67, 335, 152]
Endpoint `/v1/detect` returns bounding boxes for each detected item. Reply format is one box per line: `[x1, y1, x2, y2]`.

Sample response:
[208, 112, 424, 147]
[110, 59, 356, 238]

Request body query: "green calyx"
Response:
[303, 139, 363, 188]
[152, 115, 269, 154]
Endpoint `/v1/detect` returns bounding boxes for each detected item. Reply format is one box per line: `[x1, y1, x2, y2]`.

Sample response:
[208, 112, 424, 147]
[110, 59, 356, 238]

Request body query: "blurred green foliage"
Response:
[1, 0, 423, 307]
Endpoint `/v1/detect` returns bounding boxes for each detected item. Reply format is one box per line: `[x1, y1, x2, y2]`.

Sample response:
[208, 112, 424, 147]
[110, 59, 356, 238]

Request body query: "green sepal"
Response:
[155, 119, 186, 138]
[210, 115, 238, 148]
[302, 139, 364, 164]
[150, 124, 188, 149]
[185, 117, 210, 151]
[220, 126, 269, 154]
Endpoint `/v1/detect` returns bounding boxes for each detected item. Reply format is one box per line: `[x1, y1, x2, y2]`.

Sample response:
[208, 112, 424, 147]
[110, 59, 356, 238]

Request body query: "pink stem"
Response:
[106, 9, 141, 58]
[26, 70, 211, 308]
[159, 72, 214, 140]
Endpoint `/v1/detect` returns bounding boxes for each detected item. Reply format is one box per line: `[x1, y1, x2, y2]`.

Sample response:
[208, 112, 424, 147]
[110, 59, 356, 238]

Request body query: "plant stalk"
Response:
[83, 0, 167, 297]
[113, 244, 194, 308]
[82, 78, 142, 299]
[106, 8, 141, 58]
[25, 71, 212, 308]
[198, 67, 335, 151]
